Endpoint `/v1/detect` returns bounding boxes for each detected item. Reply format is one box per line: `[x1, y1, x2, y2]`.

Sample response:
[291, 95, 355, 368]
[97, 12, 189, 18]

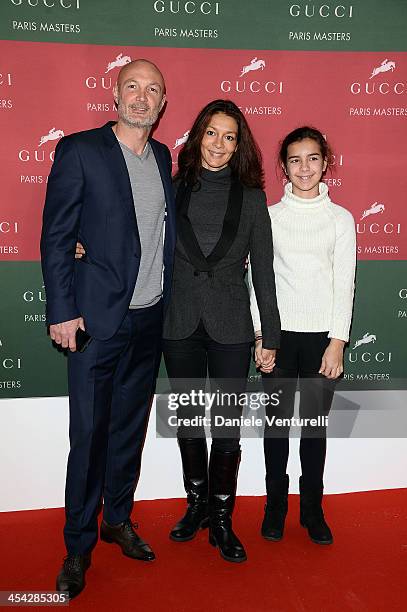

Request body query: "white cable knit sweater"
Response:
[249, 182, 356, 342]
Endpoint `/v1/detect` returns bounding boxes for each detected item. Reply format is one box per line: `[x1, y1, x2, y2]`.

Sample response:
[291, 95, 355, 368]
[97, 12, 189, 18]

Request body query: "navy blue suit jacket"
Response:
[40, 121, 176, 340]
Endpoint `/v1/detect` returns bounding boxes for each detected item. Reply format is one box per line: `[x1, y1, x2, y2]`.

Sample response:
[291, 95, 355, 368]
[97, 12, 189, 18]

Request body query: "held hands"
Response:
[254, 338, 276, 373]
[50, 317, 85, 352]
[319, 339, 345, 379]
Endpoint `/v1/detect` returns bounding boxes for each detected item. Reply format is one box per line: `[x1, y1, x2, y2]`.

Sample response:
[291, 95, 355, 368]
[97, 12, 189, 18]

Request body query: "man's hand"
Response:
[50, 317, 85, 352]
[319, 339, 345, 379]
[254, 339, 276, 373]
[75, 242, 85, 258]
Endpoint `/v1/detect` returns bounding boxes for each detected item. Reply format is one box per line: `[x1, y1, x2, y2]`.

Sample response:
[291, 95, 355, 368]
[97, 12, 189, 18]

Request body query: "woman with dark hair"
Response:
[249, 126, 356, 546]
[163, 99, 280, 562]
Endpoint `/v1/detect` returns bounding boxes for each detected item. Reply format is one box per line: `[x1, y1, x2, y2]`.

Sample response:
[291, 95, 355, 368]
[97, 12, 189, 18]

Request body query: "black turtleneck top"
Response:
[186, 166, 231, 257]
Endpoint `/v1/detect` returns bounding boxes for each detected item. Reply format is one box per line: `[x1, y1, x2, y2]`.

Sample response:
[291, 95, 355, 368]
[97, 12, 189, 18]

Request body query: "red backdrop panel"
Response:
[1, 42, 406, 260]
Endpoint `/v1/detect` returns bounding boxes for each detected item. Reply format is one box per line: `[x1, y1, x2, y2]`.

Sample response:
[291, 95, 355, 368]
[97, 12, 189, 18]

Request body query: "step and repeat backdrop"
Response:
[0, 0, 406, 398]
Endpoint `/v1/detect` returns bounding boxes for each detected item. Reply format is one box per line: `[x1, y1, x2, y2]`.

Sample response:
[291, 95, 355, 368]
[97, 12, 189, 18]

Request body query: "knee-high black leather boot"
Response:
[261, 474, 289, 541]
[299, 476, 333, 545]
[208, 448, 247, 563]
[169, 438, 209, 542]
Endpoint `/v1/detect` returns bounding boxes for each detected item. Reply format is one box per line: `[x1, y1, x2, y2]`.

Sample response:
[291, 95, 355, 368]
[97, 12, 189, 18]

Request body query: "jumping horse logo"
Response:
[173, 131, 190, 150]
[352, 333, 377, 350]
[360, 202, 385, 220]
[38, 128, 64, 147]
[239, 57, 266, 77]
[369, 59, 396, 79]
[105, 53, 132, 74]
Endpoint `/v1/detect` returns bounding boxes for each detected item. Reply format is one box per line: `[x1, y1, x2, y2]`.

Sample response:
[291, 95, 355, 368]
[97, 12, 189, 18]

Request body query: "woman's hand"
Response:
[319, 339, 345, 379]
[75, 242, 85, 259]
[255, 338, 276, 373]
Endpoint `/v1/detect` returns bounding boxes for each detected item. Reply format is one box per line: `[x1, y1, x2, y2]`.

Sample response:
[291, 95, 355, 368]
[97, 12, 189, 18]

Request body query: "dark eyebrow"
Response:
[123, 78, 162, 90]
[288, 152, 321, 159]
[206, 124, 237, 135]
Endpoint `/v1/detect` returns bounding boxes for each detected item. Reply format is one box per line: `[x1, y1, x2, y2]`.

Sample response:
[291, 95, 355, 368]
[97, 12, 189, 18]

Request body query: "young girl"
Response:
[249, 126, 356, 545]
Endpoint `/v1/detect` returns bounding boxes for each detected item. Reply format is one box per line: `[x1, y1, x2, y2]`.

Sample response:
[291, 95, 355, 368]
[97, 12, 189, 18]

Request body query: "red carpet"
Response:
[0, 490, 406, 611]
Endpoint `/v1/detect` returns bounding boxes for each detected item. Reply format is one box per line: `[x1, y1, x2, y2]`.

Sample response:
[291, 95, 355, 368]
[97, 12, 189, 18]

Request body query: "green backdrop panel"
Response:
[1, 260, 405, 398]
[0, 261, 68, 398]
[341, 259, 407, 389]
[1, 0, 406, 51]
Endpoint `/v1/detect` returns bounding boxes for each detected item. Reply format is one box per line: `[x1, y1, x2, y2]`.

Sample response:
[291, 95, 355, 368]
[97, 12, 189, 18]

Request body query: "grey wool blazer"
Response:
[163, 176, 281, 349]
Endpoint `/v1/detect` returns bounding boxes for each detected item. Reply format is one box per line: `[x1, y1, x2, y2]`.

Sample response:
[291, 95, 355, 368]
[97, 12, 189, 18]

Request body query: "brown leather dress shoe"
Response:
[100, 519, 155, 561]
[56, 553, 91, 600]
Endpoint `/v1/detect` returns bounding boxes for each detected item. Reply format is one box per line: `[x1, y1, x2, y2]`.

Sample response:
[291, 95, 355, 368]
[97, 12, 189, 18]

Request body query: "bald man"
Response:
[41, 60, 176, 599]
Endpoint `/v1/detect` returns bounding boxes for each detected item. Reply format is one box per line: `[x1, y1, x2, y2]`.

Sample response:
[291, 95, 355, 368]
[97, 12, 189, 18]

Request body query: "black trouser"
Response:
[163, 321, 252, 452]
[262, 331, 335, 484]
[65, 301, 163, 555]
